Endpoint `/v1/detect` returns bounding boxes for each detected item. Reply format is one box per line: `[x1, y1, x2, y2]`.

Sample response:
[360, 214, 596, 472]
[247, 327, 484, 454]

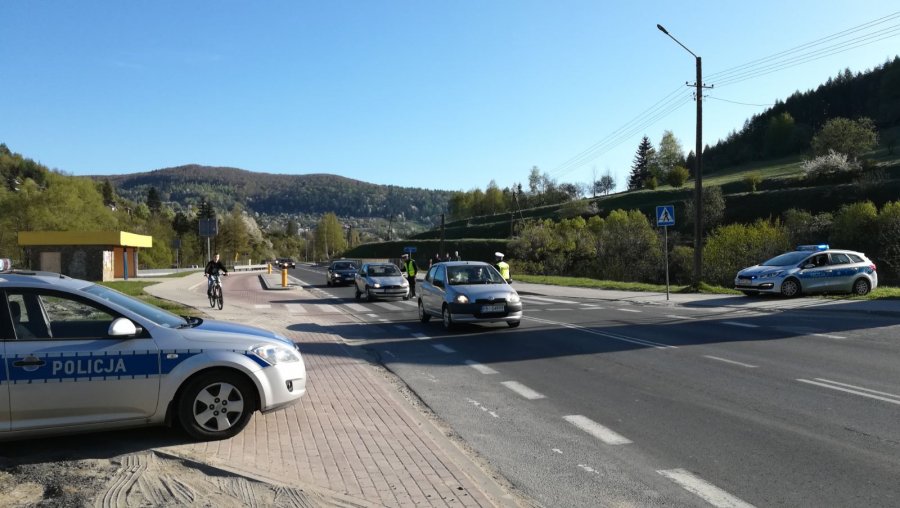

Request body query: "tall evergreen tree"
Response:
[146, 187, 162, 215]
[628, 136, 655, 190]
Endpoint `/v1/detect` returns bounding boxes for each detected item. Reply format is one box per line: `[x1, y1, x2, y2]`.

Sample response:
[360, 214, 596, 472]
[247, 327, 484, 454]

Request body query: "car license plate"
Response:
[481, 304, 505, 313]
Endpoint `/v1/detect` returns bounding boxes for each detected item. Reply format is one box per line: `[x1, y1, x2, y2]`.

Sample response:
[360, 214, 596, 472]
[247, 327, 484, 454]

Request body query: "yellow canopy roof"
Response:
[18, 231, 153, 248]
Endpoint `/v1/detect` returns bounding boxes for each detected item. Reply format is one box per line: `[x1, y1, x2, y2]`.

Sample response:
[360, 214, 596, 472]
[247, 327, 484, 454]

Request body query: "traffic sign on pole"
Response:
[656, 205, 675, 227]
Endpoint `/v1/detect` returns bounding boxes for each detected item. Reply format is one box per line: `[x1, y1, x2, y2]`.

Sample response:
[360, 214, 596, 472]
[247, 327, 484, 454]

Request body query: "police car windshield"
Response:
[762, 251, 810, 267]
[82, 284, 188, 328]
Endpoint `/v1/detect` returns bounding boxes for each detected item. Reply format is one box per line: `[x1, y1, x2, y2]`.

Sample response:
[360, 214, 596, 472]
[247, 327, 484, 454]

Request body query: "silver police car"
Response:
[734, 245, 878, 297]
[1, 264, 306, 441]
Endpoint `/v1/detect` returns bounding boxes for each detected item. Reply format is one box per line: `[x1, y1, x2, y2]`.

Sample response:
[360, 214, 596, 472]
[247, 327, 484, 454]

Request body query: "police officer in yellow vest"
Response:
[401, 253, 419, 297]
[494, 252, 511, 283]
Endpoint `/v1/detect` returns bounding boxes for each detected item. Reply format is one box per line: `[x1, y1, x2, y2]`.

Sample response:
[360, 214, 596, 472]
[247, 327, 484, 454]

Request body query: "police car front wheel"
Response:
[781, 278, 801, 298]
[178, 370, 258, 441]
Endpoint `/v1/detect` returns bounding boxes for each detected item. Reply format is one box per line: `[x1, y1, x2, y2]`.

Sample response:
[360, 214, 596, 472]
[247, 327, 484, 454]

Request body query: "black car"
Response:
[327, 260, 358, 286]
[275, 258, 296, 269]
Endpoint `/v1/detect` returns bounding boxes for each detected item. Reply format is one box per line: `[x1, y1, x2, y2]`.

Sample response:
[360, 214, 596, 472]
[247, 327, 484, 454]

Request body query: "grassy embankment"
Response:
[99, 270, 202, 316]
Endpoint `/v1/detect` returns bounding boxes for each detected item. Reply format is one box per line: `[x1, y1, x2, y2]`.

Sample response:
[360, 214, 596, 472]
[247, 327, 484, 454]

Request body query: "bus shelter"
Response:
[18, 231, 153, 281]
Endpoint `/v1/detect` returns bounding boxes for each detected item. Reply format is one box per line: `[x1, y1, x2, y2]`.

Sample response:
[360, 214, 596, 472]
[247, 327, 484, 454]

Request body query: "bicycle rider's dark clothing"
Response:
[205, 260, 228, 276]
[205, 260, 228, 295]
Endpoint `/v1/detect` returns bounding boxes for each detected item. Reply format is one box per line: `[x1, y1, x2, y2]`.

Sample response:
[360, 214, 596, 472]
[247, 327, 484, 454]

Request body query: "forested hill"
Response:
[97, 165, 452, 222]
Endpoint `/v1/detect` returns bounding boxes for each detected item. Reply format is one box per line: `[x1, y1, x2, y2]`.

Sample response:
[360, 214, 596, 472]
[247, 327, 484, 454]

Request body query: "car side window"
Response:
[426, 265, 438, 283]
[433, 265, 446, 288]
[35, 292, 117, 340]
[830, 253, 851, 265]
[848, 254, 864, 263]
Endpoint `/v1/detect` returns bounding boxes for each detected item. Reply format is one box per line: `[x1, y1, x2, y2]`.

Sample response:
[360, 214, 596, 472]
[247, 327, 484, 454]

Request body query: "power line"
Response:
[706, 96, 774, 107]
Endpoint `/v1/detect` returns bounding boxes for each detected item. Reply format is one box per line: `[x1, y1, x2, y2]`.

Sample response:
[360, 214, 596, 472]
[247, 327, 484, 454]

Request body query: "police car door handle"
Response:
[13, 359, 46, 368]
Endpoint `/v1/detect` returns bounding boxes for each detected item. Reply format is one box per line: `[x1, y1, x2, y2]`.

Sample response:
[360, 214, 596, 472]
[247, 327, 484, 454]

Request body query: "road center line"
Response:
[501, 381, 546, 400]
[703, 355, 758, 368]
[563, 415, 631, 445]
[412, 332, 429, 341]
[812, 333, 847, 340]
[524, 296, 576, 304]
[665, 314, 695, 320]
[617, 308, 642, 313]
[797, 378, 900, 405]
[722, 321, 759, 328]
[658, 469, 756, 508]
[465, 360, 499, 375]
[432, 344, 456, 353]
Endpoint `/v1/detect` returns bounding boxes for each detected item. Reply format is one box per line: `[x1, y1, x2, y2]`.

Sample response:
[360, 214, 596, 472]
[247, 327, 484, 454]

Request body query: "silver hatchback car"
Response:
[355, 262, 410, 301]
[0, 266, 306, 441]
[418, 261, 523, 329]
[734, 244, 878, 297]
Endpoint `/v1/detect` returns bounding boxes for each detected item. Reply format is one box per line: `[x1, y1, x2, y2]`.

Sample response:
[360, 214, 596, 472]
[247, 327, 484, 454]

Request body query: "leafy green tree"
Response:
[811, 117, 878, 160]
[314, 212, 347, 260]
[595, 171, 615, 196]
[654, 130, 685, 179]
[100, 179, 116, 207]
[876, 201, 900, 281]
[764, 112, 796, 157]
[782, 209, 833, 246]
[684, 185, 726, 233]
[596, 209, 661, 282]
[219, 204, 250, 264]
[830, 201, 877, 253]
[286, 219, 299, 236]
[743, 172, 763, 192]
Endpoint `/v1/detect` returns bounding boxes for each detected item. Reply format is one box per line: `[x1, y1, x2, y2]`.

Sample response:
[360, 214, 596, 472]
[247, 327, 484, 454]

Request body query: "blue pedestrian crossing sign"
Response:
[656, 205, 675, 227]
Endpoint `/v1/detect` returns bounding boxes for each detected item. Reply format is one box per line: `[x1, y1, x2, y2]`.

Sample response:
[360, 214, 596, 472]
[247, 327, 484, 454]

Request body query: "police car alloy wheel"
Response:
[853, 278, 871, 296]
[178, 370, 258, 440]
[781, 278, 801, 297]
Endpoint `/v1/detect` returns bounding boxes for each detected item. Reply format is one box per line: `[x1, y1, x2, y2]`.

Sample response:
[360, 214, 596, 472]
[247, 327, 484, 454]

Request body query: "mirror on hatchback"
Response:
[108, 317, 142, 337]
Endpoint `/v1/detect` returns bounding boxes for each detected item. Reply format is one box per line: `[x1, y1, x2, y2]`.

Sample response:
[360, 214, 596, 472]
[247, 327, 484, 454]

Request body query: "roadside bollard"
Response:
[282, 268, 287, 288]
[267, 263, 272, 274]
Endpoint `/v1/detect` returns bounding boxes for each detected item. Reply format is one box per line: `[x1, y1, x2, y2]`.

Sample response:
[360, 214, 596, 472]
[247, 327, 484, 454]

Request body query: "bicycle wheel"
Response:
[215, 285, 224, 310]
[208, 285, 216, 308]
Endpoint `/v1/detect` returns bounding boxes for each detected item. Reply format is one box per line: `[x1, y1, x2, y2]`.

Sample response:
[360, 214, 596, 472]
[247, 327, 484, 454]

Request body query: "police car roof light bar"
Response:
[796, 244, 829, 252]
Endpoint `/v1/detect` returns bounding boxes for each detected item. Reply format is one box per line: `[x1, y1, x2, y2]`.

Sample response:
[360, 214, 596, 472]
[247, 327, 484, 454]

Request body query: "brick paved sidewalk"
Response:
[145, 273, 521, 507]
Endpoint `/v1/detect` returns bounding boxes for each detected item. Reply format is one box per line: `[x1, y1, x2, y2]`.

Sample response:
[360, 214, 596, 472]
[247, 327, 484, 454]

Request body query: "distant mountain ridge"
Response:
[96, 164, 451, 222]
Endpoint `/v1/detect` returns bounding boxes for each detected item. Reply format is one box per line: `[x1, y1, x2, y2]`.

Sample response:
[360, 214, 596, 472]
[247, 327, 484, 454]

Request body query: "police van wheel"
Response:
[781, 278, 801, 298]
[852, 278, 871, 296]
[178, 370, 257, 441]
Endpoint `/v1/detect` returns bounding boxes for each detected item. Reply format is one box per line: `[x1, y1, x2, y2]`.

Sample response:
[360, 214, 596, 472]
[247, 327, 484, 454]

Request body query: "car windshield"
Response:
[446, 265, 505, 285]
[82, 284, 188, 328]
[368, 265, 400, 276]
[761, 251, 810, 267]
[333, 262, 355, 270]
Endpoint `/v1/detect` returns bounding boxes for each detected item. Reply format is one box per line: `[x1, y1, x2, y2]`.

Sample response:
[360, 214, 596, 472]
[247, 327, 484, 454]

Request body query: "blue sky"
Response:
[1, 1, 898, 193]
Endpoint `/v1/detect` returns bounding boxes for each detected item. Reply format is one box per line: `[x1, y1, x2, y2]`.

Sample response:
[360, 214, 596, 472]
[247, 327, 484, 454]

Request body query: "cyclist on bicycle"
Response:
[204, 253, 228, 297]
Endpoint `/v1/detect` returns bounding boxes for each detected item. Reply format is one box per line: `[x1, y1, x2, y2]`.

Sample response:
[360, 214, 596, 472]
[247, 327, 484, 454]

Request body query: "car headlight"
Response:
[252, 344, 301, 365]
[373, 283, 381, 288]
[760, 271, 784, 279]
[454, 294, 469, 304]
[507, 292, 520, 303]
[401, 279, 409, 287]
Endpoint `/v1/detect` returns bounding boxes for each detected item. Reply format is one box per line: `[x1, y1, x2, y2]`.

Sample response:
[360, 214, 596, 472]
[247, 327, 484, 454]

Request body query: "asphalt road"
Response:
[292, 265, 900, 507]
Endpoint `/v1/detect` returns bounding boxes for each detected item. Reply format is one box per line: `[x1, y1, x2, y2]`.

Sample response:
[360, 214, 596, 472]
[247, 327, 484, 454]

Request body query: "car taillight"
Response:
[870, 264, 877, 271]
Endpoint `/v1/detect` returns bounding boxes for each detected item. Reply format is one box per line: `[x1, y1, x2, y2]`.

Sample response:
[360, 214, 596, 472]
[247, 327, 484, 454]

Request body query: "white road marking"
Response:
[188, 281, 205, 291]
[812, 333, 847, 340]
[374, 302, 402, 311]
[658, 468, 755, 508]
[563, 415, 631, 445]
[412, 332, 429, 341]
[399, 299, 417, 306]
[378, 318, 389, 322]
[501, 381, 546, 400]
[617, 308, 642, 313]
[703, 355, 758, 368]
[580, 306, 605, 309]
[465, 360, 499, 375]
[344, 303, 368, 312]
[432, 344, 456, 353]
[666, 314, 696, 320]
[395, 325, 411, 331]
[797, 378, 900, 405]
[547, 308, 569, 311]
[316, 304, 341, 313]
[366, 313, 379, 319]
[254, 304, 272, 309]
[722, 321, 759, 328]
[283, 304, 306, 313]
[526, 316, 675, 349]
[523, 296, 576, 304]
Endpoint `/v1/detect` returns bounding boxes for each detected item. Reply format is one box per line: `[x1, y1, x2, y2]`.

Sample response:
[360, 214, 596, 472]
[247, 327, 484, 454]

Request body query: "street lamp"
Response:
[657, 23, 705, 289]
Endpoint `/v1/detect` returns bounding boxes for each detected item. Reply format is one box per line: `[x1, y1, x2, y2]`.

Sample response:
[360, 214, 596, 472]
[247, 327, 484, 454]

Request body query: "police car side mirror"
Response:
[803, 263, 815, 269]
[109, 317, 140, 337]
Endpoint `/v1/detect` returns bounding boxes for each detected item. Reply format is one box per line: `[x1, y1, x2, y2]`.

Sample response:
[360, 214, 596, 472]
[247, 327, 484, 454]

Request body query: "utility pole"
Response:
[439, 214, 445, 258]
[388, 214, 393, 241]
[657, 24, 712, 289]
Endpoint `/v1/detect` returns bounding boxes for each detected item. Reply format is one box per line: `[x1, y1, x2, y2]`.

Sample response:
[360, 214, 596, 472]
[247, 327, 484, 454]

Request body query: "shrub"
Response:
[743, 172, 763, 192]
[668, 245, 694, 285]
[703, 220, 790, 288]
[801, 150, 860, 180]
[782, 209, 832, 246]
[876, 201, 900, 283]
[830, 201, 877, 253]
[667, 166, 690, 188]
[644, 176, 659, 190]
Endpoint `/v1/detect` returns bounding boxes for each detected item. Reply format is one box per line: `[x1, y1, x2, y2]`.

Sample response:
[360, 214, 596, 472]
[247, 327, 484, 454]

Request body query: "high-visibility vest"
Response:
[496, 261, 510, 280]
[405, 259, 417, 276]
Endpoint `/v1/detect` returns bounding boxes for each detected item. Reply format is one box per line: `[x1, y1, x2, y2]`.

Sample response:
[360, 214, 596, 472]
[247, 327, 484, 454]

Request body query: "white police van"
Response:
[734, 245, 878, 297]
[0, 260, 306, 440]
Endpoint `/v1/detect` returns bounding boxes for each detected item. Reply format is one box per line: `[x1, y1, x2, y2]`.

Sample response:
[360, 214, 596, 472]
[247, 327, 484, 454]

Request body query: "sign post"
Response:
[656, 205, 675, 300]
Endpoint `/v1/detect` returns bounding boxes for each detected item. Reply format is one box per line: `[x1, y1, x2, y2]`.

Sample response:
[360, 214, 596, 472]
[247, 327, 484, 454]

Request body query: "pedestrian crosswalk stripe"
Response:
[254, 304, 272, 309]
[374, 302, 402, 311]
[316, 304, 340, 313]
[344, 303, 368, 312]
[522, 296, 574, 305]
[284, 304, 306, 313]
